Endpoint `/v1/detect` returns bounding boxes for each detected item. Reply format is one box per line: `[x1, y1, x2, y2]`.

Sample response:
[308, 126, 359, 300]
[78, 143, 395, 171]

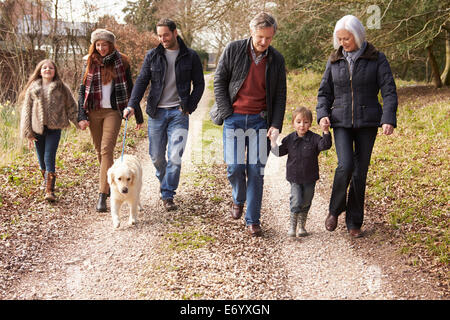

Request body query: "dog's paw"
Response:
[113, 221, 120, 229]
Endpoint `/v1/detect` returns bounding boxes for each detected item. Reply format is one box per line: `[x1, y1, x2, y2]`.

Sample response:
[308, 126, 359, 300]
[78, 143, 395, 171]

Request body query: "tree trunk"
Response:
[440, 29, 450, 86]
[426, 45, 442, 88]
[401, 60, 410, 79]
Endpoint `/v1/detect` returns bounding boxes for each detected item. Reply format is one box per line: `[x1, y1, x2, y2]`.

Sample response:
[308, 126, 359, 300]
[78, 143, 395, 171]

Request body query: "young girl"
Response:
[20, 59, 79, 201]
[270, 107, 332, 237]
[78, 28, 143, 212]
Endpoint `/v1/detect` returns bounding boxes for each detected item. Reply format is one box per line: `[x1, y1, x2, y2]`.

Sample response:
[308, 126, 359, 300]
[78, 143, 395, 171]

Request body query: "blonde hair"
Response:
[292, 106, 313, 123]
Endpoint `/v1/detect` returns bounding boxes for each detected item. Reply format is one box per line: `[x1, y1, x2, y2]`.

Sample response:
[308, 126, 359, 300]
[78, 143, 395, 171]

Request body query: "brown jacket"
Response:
[20, 79, 79, 139]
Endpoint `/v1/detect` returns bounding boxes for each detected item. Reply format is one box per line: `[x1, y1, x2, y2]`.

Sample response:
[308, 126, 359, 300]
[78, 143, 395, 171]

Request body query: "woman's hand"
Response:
[319, 117, 331, 129]
[78, 120, 89, 130]
[382, 124, 394, 135]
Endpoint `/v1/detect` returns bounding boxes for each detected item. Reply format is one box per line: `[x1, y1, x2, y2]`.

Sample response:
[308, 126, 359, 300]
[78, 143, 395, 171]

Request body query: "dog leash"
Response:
[121, 117, 128, 162]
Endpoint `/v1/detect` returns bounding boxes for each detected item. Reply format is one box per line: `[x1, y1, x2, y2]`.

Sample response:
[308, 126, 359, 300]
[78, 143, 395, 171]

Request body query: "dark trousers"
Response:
[290, 182, 316, 214]
[329, 127, 378, 230]
[34, 127, 62, 173]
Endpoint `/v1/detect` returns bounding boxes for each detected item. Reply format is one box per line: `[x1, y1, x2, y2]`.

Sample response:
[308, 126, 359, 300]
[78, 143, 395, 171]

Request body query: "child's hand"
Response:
[269, 128, 279, 143]
[319, 118, 330, 133]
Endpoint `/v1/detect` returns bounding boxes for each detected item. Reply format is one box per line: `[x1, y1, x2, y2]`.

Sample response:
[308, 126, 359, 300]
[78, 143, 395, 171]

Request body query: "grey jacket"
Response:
[316, 42, 397, 128]
[213, 38, 286, 131]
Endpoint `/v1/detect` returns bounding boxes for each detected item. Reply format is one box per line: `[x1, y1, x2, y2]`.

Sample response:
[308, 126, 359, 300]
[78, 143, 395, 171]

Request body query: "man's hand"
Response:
[123, 107, 134, 119]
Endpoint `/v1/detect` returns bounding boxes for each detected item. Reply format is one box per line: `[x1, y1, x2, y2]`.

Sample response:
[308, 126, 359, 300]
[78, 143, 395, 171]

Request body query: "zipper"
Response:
[345, 60, 354, 126]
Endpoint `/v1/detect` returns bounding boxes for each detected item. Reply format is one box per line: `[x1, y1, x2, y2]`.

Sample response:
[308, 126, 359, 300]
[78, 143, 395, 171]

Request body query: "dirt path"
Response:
[3, 74, 447, 300]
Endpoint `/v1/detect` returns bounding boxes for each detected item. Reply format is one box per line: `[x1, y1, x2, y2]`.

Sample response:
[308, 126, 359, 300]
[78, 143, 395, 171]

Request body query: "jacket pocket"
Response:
[361, 105, 382, 124]
[150, 65, 162, 82]
[330, 105, 345, 124]
[302, 145, 315, 158]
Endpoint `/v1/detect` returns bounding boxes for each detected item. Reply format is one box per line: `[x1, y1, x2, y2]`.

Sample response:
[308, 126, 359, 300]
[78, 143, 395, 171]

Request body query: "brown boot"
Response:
[45, 172, 57, 202]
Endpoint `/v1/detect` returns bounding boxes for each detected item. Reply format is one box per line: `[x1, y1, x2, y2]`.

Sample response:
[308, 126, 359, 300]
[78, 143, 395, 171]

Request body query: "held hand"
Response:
[267, 127, 278, 138]
[319, 116, 330, 128]
[135, 123, 143, 130]
[268, 128, 279, 143]
[382, 124, 394, 135]
[78, 120, 89, 130]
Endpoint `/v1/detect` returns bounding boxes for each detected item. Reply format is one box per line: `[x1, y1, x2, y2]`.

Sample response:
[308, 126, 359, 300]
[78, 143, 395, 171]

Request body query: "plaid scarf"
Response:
[83, 50, 129, 112]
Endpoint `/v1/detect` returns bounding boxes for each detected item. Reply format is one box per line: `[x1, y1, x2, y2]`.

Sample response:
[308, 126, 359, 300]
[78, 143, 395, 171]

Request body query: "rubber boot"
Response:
[44, 172, 57, 202]
[297, 212, 308, 237]
[288, 213, 298, 237]
[96, 193, 108, 212]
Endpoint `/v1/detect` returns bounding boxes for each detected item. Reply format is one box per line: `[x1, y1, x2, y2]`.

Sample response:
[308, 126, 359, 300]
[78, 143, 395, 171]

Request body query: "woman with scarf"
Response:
[78, 29, 143, 212]
[316, 15, 398, 238]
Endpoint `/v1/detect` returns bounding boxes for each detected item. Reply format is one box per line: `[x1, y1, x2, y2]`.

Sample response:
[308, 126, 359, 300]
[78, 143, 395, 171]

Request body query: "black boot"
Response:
[96, 193, 108, 212]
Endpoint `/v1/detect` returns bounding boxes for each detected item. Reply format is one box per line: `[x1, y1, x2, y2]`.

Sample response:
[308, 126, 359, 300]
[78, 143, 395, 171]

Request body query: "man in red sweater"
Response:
[214, 12, 287, 237]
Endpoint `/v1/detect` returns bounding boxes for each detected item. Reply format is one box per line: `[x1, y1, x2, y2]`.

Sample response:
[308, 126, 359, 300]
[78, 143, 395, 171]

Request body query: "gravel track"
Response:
[2, 75, 447, 300]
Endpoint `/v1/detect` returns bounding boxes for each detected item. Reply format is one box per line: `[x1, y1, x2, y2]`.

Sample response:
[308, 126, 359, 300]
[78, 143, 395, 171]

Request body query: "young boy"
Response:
[270, 107, 332, 237]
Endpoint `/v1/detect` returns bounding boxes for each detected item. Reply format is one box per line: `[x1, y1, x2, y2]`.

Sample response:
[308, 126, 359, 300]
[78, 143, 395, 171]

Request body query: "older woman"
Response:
[316, 15, 397, 238]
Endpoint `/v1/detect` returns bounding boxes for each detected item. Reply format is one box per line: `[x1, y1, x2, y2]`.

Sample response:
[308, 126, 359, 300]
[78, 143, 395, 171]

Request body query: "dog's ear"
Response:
[107, 167, 114, 185]
[129, 169, 136, 185]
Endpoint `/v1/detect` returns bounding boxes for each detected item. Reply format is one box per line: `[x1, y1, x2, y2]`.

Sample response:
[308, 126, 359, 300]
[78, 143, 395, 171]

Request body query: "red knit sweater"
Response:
[233, 53, 267, 115]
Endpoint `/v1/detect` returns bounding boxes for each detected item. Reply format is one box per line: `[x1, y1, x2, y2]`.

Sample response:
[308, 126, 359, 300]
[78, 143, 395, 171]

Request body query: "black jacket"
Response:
[272, 130, 332, 184]
[128, 36, 205, 118]
[77, 53, 144, 124]
[214, 38, 287, 131]
[316, 42, 397, 128]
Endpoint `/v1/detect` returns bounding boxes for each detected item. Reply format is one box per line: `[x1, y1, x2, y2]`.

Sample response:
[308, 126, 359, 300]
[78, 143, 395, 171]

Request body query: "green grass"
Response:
[166, 230, 215, 251]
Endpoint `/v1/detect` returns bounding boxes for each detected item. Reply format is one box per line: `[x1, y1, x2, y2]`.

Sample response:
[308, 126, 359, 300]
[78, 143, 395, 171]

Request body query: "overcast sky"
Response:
[57, 0, 128, 23]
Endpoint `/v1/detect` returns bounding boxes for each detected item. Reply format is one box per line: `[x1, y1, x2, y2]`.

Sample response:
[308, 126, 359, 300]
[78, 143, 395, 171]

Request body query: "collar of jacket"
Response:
[329, 42, 378, 63]
[30, 78, 63, 94]
[155, 36, 188, 56]
[292, 130, 312, 142]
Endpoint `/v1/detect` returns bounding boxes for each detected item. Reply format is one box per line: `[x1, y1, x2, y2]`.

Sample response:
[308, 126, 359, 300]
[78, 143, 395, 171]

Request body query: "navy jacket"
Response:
[273, 130, 332, 184]
[214, 38, 286, 131]
[128, 36, 205, 118]
[316, 42, 397, 128]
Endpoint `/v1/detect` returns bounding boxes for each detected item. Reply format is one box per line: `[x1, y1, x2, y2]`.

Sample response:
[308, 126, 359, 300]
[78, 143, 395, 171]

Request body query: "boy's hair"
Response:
[292, 106, 313, 123]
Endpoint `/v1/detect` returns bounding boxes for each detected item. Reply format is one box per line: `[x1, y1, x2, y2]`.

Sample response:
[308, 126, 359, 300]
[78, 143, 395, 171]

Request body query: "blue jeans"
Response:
[290, 182, 316, 214]
[34, 127, 61, 173]
[330, 127, 378, 230]
[223, 113, 269, 226]
[148, 107, 189, 200]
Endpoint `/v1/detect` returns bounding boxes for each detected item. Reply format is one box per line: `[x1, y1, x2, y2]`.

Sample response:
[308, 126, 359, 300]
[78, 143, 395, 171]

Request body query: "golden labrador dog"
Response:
[107, 155, 142, 229]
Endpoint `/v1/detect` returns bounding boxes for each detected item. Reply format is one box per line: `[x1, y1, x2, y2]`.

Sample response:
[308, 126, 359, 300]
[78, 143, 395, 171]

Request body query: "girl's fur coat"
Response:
[20, 79, 79, 139]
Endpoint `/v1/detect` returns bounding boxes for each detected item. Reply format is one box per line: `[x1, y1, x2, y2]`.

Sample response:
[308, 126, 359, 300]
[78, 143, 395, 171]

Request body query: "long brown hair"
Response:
[83, 41, 129, 85]
[19, 59, 60, 102]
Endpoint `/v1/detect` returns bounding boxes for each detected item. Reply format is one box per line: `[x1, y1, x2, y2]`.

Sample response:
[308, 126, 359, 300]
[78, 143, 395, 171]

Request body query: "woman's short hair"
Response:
[333, 15, 366, 49]
[249, 12, 277, 34]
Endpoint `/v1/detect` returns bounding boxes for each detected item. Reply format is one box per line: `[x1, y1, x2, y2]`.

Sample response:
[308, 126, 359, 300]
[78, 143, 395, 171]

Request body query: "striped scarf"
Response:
[83, 50, 129, 112]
